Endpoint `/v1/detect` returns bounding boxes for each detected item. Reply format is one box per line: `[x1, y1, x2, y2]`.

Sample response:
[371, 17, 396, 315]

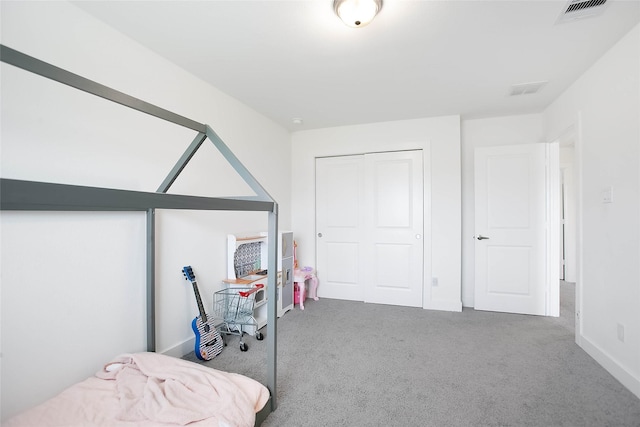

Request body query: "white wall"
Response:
[460, 114, 546, 307]
[0, 1, 291, 420]
[544, 23, 640, 398]
[291, 116, 462, 312]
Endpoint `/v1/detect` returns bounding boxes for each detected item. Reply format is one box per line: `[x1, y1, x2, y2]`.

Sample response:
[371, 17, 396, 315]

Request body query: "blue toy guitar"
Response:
[182, 266, 223, 360]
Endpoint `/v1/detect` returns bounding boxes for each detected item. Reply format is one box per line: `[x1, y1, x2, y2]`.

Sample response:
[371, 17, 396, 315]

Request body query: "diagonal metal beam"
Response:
[205, 125, 273, 201]
[157, 132, 208, 193]
[0, 44, 206, 133]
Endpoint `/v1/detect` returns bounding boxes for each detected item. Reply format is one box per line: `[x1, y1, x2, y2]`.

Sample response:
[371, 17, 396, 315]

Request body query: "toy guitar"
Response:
[182, 266, 224, 361]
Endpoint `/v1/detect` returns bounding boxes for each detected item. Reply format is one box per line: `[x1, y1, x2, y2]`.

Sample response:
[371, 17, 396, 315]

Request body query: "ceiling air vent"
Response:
[509, 81, 548, 96]
[556, 0, 609, 24]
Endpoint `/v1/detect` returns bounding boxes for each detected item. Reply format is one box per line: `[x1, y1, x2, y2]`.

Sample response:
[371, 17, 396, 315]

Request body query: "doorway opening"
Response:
[555, 123, 579, 336]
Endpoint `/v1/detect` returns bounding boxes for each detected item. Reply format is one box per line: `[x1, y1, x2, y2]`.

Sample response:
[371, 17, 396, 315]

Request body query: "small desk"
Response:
[293, 267, 319, 310]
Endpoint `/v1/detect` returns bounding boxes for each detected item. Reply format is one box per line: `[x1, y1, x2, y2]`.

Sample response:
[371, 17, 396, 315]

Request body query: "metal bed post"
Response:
[146, 208, 156, 352]
[267, 206, 279, 410]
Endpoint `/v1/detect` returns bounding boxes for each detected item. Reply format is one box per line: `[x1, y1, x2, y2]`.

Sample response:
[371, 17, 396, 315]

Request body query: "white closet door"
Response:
[363, 151, 424, 307]
[316, 151, 424, 307]
[316, 155, 366, 301]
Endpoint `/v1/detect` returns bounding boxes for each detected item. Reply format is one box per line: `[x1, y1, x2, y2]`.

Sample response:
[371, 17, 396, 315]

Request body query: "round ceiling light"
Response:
[334, 0, 382, 28]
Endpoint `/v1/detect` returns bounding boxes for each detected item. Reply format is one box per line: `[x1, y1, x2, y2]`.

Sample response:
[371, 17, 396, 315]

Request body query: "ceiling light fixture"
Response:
[334, 0, 382, 28]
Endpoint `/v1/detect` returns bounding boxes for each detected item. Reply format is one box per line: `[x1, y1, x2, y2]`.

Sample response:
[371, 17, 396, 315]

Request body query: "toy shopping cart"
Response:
[213, 284, 264, 351]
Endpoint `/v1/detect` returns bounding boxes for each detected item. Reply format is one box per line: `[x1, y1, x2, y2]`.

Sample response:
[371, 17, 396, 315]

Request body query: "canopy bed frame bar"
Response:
[0, 44, 280, 412]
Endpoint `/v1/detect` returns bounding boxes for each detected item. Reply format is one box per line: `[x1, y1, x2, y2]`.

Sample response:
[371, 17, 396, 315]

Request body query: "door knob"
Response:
[317, 233, 323, 238]
[475, 235, 490, 240]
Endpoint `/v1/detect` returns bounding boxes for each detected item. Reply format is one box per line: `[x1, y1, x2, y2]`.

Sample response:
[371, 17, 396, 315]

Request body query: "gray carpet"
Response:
[184, 282, 640, 426]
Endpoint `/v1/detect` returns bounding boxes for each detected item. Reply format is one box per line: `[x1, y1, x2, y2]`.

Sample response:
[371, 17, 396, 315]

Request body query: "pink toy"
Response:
[293, 267, 319, 310]
[294, 283, 306, 305]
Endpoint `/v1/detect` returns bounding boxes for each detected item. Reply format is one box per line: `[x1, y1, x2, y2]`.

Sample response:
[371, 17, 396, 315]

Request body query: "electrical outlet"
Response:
[617, 323, 625, 343]
[432, 277, 438, 287]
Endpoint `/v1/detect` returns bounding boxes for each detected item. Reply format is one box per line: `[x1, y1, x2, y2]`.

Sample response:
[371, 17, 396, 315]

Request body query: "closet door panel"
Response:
[316, 155, 365, 301]
[364, 151, 424, 307]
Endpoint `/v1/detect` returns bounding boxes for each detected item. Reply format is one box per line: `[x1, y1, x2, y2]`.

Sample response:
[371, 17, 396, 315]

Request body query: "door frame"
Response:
[547, 143, 561, 317]
[549, 116, 583, 341]
[315, 148, 433, 310]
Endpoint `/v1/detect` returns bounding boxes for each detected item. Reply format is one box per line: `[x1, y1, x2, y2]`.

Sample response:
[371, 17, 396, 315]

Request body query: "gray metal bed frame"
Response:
[0, 44, 279, 417]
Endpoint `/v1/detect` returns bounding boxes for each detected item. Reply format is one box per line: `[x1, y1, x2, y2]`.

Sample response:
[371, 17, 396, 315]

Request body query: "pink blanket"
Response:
[5, 352, 270, 427]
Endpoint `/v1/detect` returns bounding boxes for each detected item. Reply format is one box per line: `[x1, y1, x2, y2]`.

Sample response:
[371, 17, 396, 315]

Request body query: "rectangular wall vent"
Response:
[557, 0, 609, 24]
[566, 0, 607, 13]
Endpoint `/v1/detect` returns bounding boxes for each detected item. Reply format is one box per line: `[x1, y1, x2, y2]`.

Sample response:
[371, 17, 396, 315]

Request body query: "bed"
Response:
[4, 352, 270, 427]
[0, 44, 279, 425]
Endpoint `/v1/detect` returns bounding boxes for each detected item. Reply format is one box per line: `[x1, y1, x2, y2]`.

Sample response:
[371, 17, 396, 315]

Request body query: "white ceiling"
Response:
[73, 0, 640, 131]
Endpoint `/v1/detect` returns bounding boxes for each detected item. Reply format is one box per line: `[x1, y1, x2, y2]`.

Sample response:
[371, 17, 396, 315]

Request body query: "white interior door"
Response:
[474, 144, 549, 315]
[364, 151, 423, 307]
[316, 151, 424, 307]
[316, 155, 366, 301]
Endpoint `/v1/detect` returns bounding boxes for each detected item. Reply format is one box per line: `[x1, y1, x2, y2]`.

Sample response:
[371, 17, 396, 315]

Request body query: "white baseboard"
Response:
[579, 334, 640, 400]
[423, 299, 463, 312]
[160, 337, 195, 358]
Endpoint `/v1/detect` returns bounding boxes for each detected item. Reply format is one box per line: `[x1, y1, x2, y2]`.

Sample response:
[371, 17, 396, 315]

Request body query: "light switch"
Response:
[602, 186, 613, 204]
